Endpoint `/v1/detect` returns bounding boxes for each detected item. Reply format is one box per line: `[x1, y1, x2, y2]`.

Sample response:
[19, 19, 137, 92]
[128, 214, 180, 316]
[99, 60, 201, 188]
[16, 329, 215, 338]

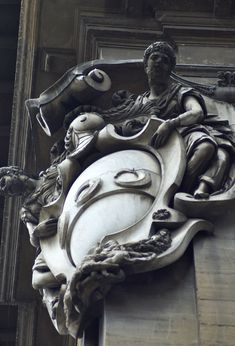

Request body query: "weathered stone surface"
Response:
[101, 251, 199, 346]
[194, 208, 235, 346]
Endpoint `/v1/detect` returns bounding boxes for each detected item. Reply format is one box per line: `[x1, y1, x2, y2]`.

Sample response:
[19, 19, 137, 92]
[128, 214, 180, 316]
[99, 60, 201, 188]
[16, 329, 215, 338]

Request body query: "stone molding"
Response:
[0, 0, 40, 301]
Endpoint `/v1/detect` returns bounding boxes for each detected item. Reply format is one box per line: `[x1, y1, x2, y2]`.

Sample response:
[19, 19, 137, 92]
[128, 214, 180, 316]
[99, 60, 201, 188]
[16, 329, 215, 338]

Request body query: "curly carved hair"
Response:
[143, 41, 176, 70]
[0, 166, 35, 196]
[0, 166, 26, 179]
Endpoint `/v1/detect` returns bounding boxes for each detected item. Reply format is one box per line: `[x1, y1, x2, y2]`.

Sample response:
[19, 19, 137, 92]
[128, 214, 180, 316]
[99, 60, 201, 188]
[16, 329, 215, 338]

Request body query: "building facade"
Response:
[1, 1, 235, 345]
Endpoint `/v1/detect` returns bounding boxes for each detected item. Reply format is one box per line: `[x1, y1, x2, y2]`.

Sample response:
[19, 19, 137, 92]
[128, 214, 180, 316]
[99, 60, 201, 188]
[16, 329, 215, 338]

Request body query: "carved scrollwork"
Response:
[74, 178, 102, 205]
[2, 41, 235, 340]
[114, 169, 152, 187]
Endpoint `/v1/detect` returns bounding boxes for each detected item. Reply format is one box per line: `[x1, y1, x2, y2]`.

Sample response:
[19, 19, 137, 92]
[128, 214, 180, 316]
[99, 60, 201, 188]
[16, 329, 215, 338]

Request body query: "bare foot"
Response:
[194, 182, 210, 199]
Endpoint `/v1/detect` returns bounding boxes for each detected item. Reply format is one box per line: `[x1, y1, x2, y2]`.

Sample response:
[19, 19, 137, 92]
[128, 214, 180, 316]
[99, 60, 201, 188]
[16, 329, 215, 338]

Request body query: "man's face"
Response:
[145, 51, 172, 82]
[0, 174, 25, 196]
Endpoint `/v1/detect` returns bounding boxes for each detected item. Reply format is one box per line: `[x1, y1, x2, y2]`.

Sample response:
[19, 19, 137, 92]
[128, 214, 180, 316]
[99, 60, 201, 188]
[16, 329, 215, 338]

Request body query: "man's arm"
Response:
[169, 95, 204, 127]
[152, 95, 204, 148]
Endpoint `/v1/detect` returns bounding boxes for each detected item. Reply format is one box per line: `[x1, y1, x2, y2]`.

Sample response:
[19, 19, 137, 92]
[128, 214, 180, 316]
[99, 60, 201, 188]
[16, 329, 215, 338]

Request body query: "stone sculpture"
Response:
[1, 41, 235, 339]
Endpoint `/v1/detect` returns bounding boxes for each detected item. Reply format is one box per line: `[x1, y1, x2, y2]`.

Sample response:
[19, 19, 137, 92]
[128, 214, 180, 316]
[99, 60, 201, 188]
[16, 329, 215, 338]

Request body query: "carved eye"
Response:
[80, 115, 87, 123]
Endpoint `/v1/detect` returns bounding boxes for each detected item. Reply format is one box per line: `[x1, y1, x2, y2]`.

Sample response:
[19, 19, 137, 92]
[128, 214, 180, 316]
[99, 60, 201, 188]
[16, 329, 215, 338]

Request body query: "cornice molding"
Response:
[73, 9, 235, 63]
[75, 12, 162, 62]
[157, 12, 235, 42]
[176, 64, 235, 78]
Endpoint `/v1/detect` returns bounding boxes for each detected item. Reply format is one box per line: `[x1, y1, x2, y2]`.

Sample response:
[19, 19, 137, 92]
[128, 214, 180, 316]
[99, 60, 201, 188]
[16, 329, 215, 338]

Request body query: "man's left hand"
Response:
[151, 122, 172, 148]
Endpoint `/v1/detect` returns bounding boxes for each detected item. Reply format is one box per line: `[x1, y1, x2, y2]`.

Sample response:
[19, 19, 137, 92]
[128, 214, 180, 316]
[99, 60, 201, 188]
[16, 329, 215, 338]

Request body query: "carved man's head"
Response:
[143, 42, 176, 70]
[143, 42, 176, 83]
[0, 166, 31, 196]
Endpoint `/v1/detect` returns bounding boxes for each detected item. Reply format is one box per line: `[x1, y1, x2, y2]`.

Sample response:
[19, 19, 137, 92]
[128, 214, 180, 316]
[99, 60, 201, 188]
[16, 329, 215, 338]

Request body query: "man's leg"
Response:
[194, 147, 230, 198]
[182, 141, 216, 193]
